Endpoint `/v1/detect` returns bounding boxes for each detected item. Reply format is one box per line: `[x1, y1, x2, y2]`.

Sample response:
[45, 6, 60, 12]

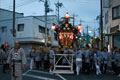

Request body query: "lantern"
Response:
[78, 24, 82, 30]
[78, 30, 81, 34]
[59, 33, 63, 40]
[59, 35, 63, 40]
[65, 13, 70, 19]
[69, 34, 73, 40]
[51, 24, 56, 30]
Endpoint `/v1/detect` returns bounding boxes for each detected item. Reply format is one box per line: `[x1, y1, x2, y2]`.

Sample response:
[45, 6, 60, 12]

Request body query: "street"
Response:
[0, 0, 120, 80]
[0, 62, 119, 80]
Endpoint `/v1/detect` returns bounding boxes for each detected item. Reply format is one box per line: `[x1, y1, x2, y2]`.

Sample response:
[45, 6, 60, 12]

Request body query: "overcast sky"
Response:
[0, 0, 100, 36]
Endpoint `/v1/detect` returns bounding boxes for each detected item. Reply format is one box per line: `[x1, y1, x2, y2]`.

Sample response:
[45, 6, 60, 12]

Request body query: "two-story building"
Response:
[103, 0, 120, 48]
[0, 8, 58, 54]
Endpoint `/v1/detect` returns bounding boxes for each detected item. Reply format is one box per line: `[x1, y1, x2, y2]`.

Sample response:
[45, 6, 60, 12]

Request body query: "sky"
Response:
[0, 0, 100, 36]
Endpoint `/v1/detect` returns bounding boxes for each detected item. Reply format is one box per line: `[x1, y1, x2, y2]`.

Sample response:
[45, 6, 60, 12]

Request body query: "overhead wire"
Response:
[60, 0, 99, 25]
[4, 0, 38, 9]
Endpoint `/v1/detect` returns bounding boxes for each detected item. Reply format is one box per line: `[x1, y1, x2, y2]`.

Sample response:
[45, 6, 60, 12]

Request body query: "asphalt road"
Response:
[0, 64, 120, 80]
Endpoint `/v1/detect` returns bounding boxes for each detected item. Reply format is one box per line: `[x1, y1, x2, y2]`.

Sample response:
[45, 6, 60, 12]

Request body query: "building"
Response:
[0, 8, 58, 54]
[103, 0, 120, 48]
[0, 8, 24, 46]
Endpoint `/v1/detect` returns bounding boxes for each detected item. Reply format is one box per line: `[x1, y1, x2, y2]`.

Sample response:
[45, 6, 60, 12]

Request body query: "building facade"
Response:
[103, 0, 120, 48]
[0, 8, 58, 54]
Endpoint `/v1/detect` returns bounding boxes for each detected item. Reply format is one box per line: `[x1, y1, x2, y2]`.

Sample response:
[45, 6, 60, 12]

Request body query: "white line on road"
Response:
[31, 70, 54, 75]
[22, 69, 31, 75]
[55, 73, 67, 80]
[31, 70, 67, 80]
[107, 70, 115, 73]
[23, 69, 67, 80]
[23, 73, 57, 80]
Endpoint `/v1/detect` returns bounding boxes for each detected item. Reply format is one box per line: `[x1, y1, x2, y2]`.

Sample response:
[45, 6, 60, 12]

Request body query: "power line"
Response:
[4, 0, 37, 9]
[75, 20, 99, 23]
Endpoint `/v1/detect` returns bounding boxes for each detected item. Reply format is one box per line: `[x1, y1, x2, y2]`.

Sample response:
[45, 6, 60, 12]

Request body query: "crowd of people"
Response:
[0, 44, 10, 73]
[28, 44, 120, 77]
[72, 45, 120, 77]
[74, 45, 120, 77]
[0, 43, 120, 80]
[0, 41, 27, 80]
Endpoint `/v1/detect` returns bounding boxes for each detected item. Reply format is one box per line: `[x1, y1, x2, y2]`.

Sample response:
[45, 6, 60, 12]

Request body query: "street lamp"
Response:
[88, 30, 92, 33]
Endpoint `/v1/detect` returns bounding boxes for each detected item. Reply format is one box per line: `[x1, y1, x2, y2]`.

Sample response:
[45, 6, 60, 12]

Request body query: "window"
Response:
[105, 11, 108, 24]
[113, 35, 120, 48]
[39, 26, 50, 35]
[113, 8, 117, 18]
[39, 26, 45, 33]
[1, 26, 7, 33]
[112, 5, 120, 20]
[18, 24, 24, 31]
[119, 6, 120, 16]
[39, 26, 42, 33]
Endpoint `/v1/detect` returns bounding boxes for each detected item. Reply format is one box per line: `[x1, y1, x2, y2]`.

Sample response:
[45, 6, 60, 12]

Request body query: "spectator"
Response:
[29, 46, 35, 70]
[114, 48, 120, 77]
[75, 49, 82, 75]
[49, 47, 54, 73]
[2, 45, 10, 73]
[7, 41, 27, 80]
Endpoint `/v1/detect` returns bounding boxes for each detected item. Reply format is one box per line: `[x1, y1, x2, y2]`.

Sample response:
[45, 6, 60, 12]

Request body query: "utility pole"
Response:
[57, 0, 60, 26]
[13, 0, 15, 37]
[86, 25, 89, 44]
[72, 14, 78, 26]
[55, 0, 63, 27]
[44, 0, 48, 46]
[73, 14, 75, 26]
[93, 29, 96, 38]
[39, 0, 51, 46]
[100, 0, 103, 49]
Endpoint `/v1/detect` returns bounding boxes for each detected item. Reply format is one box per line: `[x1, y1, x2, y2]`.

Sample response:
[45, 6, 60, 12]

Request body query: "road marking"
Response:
[22, 69, 31, 75]
[107, 70, 115, 73]
[31, 70, 67, 80]
[23, 69, 67, 80]
[31, 70, 54, 75]
[23, 73, 57, 80]
[55, 73, 67, 80]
